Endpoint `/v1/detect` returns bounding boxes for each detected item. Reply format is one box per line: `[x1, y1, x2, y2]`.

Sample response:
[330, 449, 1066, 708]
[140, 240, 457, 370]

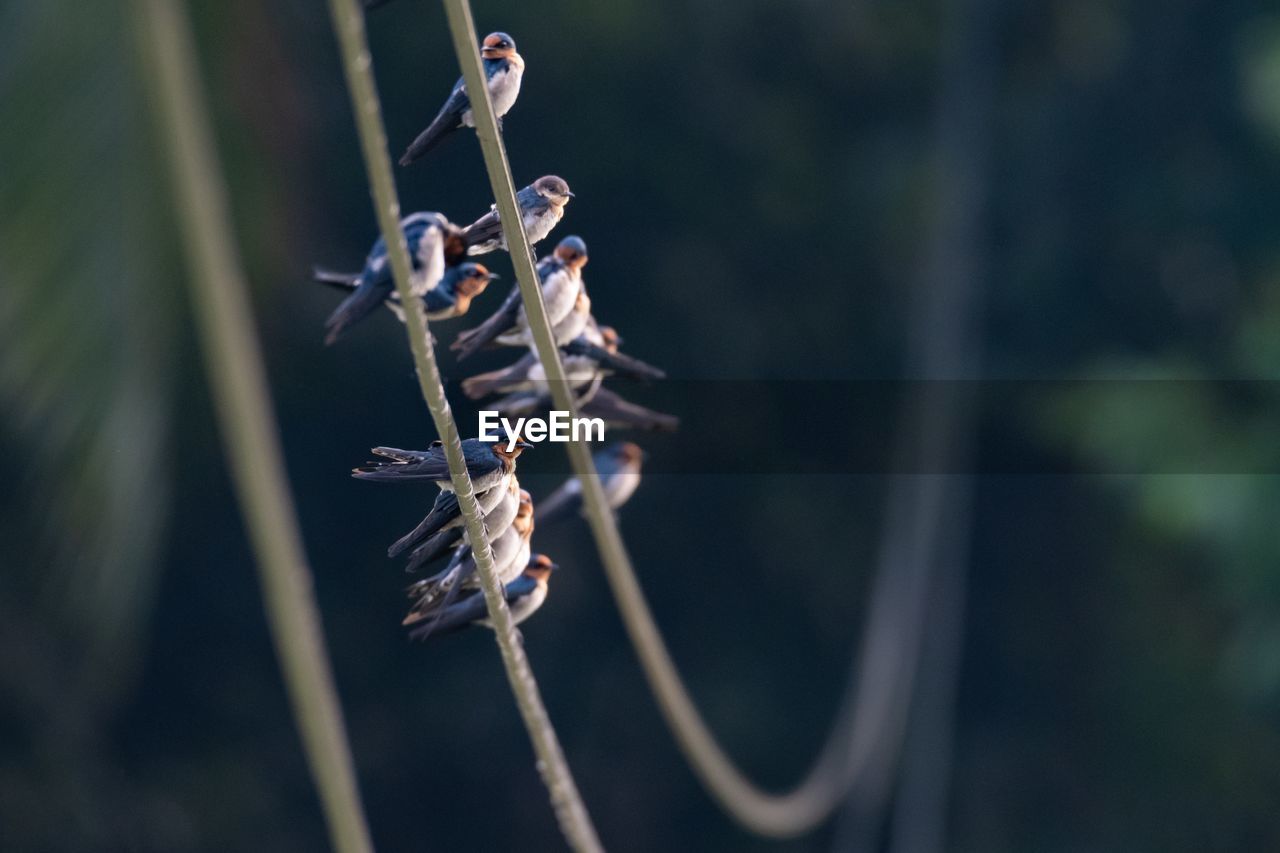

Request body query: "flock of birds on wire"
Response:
[315, 23, 677, 642]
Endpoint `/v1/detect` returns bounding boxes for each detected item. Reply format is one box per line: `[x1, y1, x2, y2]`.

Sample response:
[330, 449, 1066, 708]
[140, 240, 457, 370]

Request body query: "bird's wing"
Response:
[450, 284, 523, 361]
[460, 205, 502, 253]
[406, 589, 488, 640]
[405, 528, 464, 573]
[560, 340, 667, 382]
[323, 274, 393, 345]
[388, 491, 459, 557]
[460, 352, 539, 399]
[351, 446, 450, 481]
[399, 82, 468, 166]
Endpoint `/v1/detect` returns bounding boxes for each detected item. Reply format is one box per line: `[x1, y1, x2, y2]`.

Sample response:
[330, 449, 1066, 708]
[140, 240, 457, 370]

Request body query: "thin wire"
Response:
[439, 0, 944, 838]
[134, 3, 373, 851]
[327, 1, 602, 849]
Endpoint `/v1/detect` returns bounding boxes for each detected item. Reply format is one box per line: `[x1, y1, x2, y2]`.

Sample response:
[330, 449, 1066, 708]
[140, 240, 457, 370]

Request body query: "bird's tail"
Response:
[451, 319, 505, 362]
[312, 267, 360, 290]
[461, 363, 527, 399]
[560, 340, 667, 382]
[405, 528, 464, 573]
[324, 281, 387, 345]
[407, 557, 477, 639]
[399, 113, 459, 166]
[459, 211, 503, 255]
[351, 447, 424, 480]
[388, 495, 458, 558]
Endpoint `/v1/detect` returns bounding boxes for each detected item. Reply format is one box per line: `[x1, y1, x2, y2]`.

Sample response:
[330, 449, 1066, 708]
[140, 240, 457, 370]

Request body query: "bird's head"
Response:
[481, 32, 517, 59]
[455, 263, 498, 298]
[553, 235, 589, 270]
[615, 442, 645, 468]
[514, 491, 535, 534]
[490, 436, 531, 461]
[533, 175, 574, 206]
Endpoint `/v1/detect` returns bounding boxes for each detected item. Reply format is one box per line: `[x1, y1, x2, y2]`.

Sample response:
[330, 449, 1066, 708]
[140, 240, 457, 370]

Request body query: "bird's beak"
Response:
[564, 191, 576, 198]
[548, 562, 560, 572]
[486, 272, 500, 280]
[515, 440, 532, 450]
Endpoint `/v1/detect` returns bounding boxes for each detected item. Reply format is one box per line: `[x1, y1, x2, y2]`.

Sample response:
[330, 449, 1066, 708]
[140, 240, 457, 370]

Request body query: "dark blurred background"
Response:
[4, 0, 1280, 850]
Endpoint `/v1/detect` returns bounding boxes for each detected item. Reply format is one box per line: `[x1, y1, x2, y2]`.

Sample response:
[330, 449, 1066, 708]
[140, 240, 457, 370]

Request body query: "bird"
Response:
[317, 261, 497, 334]
[387, 472, 517, 559]
[461, 176, 573, 255]
[451, 235, 588, 360]
[559, 326, 666, 381]
[462, 324, 665, 403]
[403, 491, 535, 623]
[536, 442, 644, 525]
[406, 554, 557, 642]
[399, 32, 525, 166]
[314, 212, 472, 344]
[352, 437, 529, 493]
[400, 475, 523, 571]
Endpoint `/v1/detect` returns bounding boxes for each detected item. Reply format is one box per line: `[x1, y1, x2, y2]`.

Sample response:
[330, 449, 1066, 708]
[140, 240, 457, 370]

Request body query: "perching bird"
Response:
[387, 472, 517, 559]
[406, 554, 557, 642]
[315, 212, 471, 344]
[401, 476, 523, 571]
[316, 262, 497, 336]
[400, 33, 525, 166]
[461, 176, 573, 255]
[536, 442, 644, 525]
[462, 324, 665, 401]
[403, 491, 534, 621]
[560, 325, 666, 381]
[352, 437, 529, 493]
[451, 235, 588, 360]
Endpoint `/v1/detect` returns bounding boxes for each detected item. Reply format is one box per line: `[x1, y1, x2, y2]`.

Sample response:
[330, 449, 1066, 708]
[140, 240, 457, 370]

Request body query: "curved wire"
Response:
[439, 0, 977, 837]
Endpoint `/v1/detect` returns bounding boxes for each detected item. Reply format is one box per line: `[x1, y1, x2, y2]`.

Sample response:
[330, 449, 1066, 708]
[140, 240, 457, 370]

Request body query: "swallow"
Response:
[463, 324, 665, 401]
[401, 475, 523, 571]
[317, 262, 498, 337]
[536, 442, 644, 525]
[403, 491, 534, 623]
[451, 235, 588, 360]
[405, 554, 557, 642]
[314, 212, 471, 344]
[399, 33, 524, 166]
[352, 437, 529, 493]
[580, 387, 680, 432]
[387, 471, 516, 559]
[560, 325, 666, 381]
[461, 176, 573, 255]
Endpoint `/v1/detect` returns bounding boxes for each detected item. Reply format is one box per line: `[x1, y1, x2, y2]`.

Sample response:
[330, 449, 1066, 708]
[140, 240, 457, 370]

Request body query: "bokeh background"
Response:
[4, 0, 1280, 850]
